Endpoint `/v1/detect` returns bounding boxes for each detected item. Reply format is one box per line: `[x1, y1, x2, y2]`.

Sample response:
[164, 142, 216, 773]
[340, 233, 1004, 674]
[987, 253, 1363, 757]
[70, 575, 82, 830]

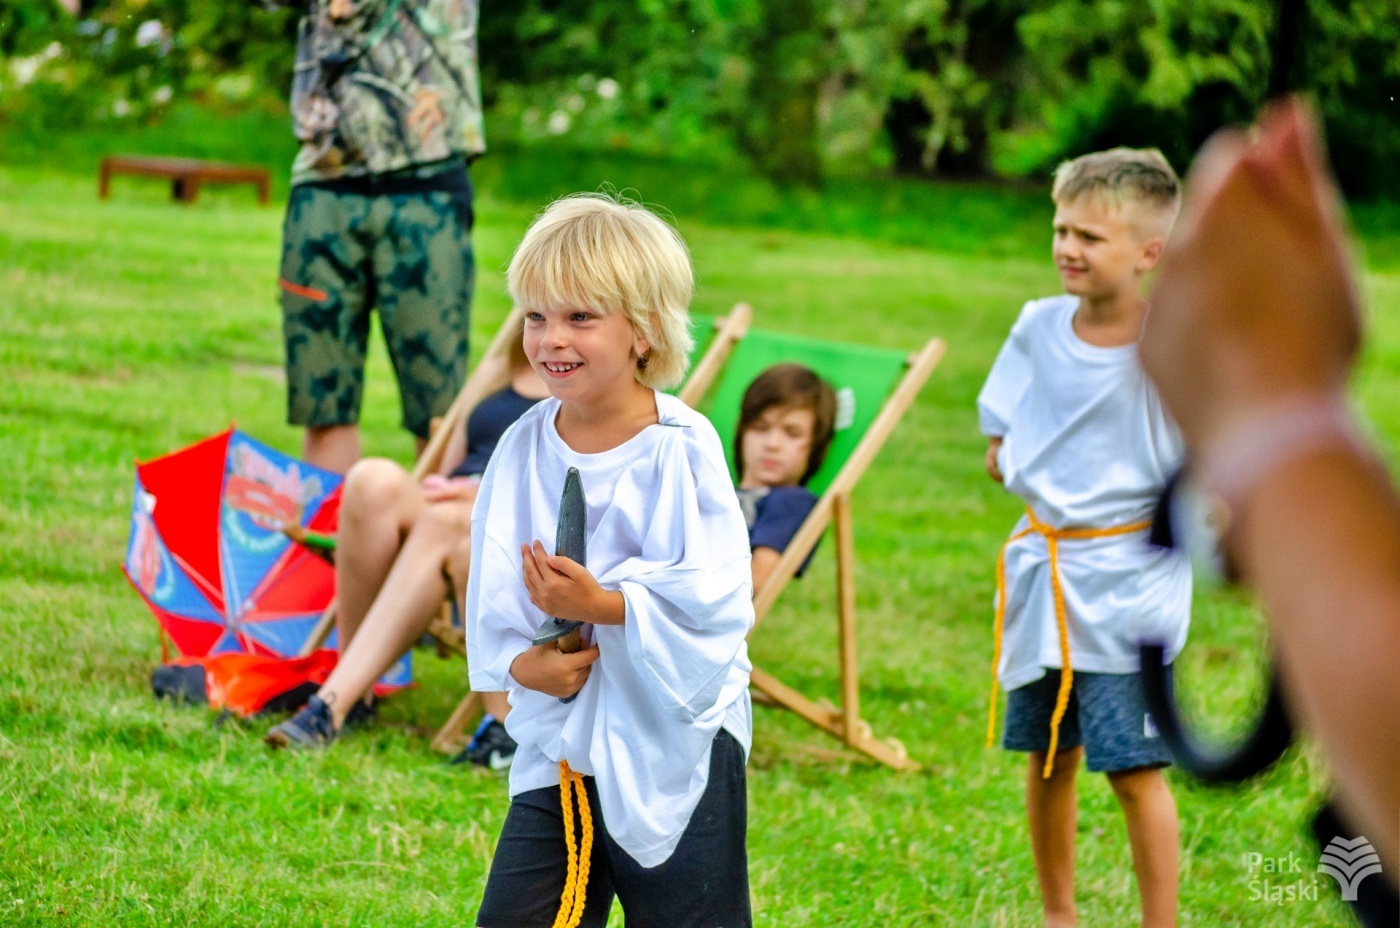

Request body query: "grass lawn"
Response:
[4, 108, 1398, 926]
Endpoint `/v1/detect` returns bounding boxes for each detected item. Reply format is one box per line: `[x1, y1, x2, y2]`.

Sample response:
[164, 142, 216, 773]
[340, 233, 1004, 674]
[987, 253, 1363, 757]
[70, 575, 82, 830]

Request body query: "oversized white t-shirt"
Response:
[977, 295, 1191, 690]
[465, 390, 755, 868]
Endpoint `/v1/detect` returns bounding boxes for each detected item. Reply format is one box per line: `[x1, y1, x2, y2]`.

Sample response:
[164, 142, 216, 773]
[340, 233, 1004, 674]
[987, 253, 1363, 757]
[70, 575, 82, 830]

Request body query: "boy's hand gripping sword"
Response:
[531, 467, 587, 655]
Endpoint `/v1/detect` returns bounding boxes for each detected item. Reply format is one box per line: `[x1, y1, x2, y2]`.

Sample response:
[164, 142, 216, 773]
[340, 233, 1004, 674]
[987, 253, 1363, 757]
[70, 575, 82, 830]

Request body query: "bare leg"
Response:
[321, 497, 473, 728]
[1027, 748, 1082, 928]
[447, 534, 510, 724]
[1106, 767, 1179, 928]
[334, 459, 425, 646]
[303, 424, 361, 474]
[481, 691, 510, 720]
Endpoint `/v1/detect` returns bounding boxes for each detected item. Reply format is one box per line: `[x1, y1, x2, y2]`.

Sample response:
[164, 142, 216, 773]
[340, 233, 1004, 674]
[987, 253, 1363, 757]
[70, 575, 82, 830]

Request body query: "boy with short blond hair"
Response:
[979, 148, 1189, 928]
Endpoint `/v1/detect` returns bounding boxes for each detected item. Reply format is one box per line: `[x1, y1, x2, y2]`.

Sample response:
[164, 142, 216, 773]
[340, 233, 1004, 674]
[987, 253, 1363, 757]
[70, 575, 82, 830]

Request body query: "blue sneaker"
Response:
[449, 715, 517, 770]
[264, 695, 338, 749]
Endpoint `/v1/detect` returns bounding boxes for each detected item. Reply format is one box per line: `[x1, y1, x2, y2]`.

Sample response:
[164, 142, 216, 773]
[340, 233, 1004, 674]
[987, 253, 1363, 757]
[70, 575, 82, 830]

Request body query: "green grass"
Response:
[5, 108, 1398, 925]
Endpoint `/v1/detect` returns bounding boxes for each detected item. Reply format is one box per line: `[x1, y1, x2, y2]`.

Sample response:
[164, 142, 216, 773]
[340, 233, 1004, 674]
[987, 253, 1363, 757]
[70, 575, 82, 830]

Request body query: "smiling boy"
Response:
[978, 148, 1190, 928]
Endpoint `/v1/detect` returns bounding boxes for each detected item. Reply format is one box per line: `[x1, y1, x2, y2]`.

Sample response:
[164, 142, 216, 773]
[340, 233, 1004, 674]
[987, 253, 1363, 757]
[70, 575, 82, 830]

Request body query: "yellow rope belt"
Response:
[553, 760, 594, 928]
[987, 507, 1151, 779]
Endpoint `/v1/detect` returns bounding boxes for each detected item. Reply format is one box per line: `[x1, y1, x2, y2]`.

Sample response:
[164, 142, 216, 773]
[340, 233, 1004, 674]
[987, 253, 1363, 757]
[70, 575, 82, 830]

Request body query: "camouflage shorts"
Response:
[278, 167, 474, 439]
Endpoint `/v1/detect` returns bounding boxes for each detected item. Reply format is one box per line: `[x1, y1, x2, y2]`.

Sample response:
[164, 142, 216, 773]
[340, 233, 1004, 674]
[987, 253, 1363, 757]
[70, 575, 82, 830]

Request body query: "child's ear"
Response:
[633, 334, 651, 359]
[1137, 236, 1166, 272]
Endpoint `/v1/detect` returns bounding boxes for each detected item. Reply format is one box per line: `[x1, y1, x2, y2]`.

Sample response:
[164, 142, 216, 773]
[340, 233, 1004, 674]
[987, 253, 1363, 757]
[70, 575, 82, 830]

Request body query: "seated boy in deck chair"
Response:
[731, 363, 836, 589]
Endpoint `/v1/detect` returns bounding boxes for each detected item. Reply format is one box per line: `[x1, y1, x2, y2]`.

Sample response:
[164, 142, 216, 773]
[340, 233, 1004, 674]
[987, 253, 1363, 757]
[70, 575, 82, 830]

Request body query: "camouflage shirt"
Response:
[290, 0, 486, 184]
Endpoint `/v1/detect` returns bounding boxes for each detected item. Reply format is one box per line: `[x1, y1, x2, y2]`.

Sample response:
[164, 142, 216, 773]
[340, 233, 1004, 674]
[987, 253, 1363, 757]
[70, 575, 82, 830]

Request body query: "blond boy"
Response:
[978, 149, 1189, 928]
[468, 195, 755, 926]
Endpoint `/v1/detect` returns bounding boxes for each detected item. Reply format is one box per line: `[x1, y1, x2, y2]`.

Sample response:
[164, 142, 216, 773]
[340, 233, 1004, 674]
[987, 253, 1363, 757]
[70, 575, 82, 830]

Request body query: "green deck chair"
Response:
[428, 306, 752, 752]
[681, 315, 945, 771]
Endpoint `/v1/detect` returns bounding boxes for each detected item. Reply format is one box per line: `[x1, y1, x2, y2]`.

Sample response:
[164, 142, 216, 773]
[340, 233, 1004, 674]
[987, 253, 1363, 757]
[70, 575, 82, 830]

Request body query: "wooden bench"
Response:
[99, 155, 272, 205]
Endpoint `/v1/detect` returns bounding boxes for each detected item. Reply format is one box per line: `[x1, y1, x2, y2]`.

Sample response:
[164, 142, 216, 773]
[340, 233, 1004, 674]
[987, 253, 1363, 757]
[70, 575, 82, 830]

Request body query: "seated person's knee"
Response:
[343, 457, 415, 514]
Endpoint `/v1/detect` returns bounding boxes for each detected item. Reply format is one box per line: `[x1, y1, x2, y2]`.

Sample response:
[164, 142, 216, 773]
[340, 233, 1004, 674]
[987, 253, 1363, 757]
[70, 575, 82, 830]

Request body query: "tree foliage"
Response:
[2, 0, 1397, 196]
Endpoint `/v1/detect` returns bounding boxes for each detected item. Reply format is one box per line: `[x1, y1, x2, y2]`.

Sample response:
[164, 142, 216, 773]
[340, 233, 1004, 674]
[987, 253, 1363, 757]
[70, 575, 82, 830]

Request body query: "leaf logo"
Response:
[1317, 835, 1384, 902]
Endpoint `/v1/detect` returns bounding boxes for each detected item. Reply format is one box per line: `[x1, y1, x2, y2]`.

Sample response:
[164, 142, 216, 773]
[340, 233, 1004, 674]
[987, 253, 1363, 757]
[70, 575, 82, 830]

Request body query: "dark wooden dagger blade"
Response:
[531, 467, 588, 646]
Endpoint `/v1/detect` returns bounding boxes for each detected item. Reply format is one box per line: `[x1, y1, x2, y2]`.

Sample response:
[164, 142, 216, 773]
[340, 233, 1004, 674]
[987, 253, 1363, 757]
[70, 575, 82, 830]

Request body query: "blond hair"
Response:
[1052, 147, 1181, 236]
[506, 193, 695, 390]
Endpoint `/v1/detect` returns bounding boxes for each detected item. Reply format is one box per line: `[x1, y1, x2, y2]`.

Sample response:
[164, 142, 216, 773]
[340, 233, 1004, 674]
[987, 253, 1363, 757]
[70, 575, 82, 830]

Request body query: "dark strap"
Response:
[1143, 474, 1295, 783]
[1313, 802, 1400, 927]
[1140, 642, 1294, 783]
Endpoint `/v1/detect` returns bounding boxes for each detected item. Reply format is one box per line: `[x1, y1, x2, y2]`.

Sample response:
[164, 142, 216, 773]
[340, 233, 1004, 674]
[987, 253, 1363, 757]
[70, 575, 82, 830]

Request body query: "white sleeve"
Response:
[1146, 379, 1188, 475]
[465, 531, 535, 692]
[600, 428, 754, 723]
[977, 302, 1037, 437]
[463, 439, 535, 693]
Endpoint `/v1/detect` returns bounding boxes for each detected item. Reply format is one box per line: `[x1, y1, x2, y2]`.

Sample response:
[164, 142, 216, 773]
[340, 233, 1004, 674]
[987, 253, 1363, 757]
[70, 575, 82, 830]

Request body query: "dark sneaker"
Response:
[264, 695, 338, 749]
[342, 695, 378, 730]
[151, 663, 208, 705]
[449, 716, 517, 770]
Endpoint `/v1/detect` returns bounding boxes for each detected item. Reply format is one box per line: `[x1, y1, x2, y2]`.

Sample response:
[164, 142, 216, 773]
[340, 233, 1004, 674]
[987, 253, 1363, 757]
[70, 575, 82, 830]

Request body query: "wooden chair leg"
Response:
[432, 690, 484, 755]
[834, 493, 861, 747]
[749, 667, 918, 770]
[298, 600, 337, 657]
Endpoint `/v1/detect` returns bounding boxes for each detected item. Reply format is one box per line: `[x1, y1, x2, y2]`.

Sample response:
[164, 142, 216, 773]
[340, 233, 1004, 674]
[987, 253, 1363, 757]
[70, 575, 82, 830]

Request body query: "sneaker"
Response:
[264, 695, 338, 750]
[342, 695, 378, 730]
[449, 716, 517, 770]
[151, 663, 208, 705]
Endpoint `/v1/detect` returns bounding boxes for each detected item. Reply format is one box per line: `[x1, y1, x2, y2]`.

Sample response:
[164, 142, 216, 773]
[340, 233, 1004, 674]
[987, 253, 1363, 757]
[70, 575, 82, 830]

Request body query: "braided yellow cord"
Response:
[572, 767, 594, 925]
[552, 761, 593, 928]
[1042, 535, 1072, 779]
[987, 527, 1032, 749]
[988, 508, 1151, 778]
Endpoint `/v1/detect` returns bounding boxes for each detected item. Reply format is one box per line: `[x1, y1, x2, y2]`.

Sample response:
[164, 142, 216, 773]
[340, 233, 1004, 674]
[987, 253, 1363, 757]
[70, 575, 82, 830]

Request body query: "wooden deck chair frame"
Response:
[427, 304, 755, 753]
[678, 308, 945, 772]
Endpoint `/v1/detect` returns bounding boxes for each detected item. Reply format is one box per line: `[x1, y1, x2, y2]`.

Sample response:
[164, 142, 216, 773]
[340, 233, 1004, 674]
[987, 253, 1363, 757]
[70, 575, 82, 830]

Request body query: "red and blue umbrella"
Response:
[124, 428, 412, 688]
[123, 428, 345, 659]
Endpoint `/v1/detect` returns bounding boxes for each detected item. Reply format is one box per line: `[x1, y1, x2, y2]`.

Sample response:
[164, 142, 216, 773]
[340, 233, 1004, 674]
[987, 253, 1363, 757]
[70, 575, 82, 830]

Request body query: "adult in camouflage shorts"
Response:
[279, 0, 485, 472]
[279, 174, 473, 441]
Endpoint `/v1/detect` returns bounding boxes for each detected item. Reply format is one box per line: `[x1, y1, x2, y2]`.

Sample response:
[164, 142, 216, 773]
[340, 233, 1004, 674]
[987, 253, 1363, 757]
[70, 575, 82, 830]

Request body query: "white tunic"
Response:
[977, 295, 1191, 690]
[465, 391, 755, 868]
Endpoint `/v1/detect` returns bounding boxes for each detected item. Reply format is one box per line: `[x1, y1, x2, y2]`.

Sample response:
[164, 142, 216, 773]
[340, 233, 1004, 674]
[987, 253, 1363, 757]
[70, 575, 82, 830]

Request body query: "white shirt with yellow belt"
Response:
[977, 296, 1192, 772]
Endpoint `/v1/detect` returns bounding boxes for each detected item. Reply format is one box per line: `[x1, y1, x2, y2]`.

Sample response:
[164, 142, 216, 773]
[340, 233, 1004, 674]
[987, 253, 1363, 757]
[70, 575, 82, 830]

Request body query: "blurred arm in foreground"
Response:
[1140, 98, 1397, 871]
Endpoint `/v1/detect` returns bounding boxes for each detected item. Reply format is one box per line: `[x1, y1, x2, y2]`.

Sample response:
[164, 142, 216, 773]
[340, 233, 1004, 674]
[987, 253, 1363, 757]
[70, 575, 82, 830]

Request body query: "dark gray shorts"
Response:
[1003, 667, 1172, 773]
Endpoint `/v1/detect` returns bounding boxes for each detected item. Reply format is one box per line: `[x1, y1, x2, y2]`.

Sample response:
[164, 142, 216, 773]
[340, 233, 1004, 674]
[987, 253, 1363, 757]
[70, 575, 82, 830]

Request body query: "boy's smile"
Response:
[523, 304, 649, 402]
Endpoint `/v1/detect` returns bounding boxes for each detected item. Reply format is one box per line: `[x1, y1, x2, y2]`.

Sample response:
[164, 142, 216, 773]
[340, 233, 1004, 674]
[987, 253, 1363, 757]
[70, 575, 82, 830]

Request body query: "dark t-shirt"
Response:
[736, 484, 819, 576]
[450, 386, 542, 478]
